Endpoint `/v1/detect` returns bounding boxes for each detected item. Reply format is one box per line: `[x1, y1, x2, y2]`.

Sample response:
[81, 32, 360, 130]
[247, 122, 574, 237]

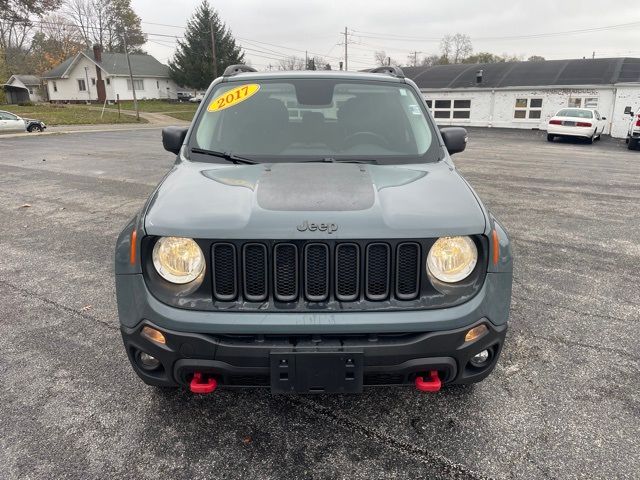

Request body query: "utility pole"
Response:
[122, 26, 139, 121]
[410, 51, 422, 67]
[210, 18, 218, 78]
[305, 50, 308, 70]
[83, 66, 91, 102]
[592, 51, 595, 59]
[344, 27, 348, 71]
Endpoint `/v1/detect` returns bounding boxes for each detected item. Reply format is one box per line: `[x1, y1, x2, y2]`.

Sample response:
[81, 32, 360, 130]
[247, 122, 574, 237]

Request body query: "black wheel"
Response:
[28, 124, 43, 133]
[628, 138, 638, 150]
[587, 133, 595, 144]
[547, 134, 554, 142]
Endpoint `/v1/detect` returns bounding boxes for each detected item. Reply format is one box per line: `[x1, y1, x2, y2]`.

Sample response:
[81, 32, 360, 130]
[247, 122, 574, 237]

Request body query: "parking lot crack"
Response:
[285, 396, 493, 480]
[0, 279, 118, 332]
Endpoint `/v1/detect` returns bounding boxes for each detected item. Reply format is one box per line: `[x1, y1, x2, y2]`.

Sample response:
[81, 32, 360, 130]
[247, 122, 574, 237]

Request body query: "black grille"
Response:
[335, 244, 360, 301]
[243, 243, 267, 301]
[396, 243, 420, 300]
[305, 243, 329, 301]
[366, 243, 390, 300]
[212, 243, 237, 301]
[274, 243, 298, 301]
[209, 240, 430, 305]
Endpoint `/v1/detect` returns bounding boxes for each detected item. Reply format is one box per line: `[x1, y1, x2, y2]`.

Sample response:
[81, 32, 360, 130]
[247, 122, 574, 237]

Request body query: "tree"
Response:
[277, 55, 305, 71]
[440, 33, 472, 64]
[63, 0, 146, 53]
[528, 55, 546, 62]
[373, 50, 399, 67]
[169, 0, 244, 89]
[463, 52, 503, 64]
[419, 54, 441, 67]
[30, 13, 84, 73]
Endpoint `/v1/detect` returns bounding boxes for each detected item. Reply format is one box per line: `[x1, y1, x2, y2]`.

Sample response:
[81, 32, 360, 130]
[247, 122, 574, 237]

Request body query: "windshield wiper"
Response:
[190, 148, 258, 165]
[304, 157, 378, 164]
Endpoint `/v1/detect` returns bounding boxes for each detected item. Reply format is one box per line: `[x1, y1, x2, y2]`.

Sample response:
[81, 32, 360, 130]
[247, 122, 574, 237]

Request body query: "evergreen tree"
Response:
[169, 0, 244, 89]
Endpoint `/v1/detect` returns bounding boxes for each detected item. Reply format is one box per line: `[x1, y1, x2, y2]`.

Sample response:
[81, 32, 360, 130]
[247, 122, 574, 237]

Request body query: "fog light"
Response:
[141, 326, 166, 345]
[470, 349, 490, 367]
[464, 324, 488, 343]
[139, 352, 160, 370]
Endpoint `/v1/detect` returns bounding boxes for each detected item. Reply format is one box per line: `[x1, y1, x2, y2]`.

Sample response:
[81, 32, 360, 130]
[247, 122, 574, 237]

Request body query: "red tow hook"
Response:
[189, 372, 217, 394]
[415, 370, 442, 392]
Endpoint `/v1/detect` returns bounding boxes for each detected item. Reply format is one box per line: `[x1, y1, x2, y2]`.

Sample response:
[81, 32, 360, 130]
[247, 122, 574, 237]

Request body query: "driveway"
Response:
[0, 128, 638, 479]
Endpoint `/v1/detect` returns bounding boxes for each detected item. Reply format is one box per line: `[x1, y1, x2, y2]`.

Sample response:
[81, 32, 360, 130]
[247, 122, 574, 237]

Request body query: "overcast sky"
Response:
[132, 0, 640, 70]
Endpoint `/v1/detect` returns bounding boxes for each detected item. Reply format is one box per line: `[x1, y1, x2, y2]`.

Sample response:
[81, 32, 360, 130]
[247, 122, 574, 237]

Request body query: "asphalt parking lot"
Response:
[0, 127, 638, 480]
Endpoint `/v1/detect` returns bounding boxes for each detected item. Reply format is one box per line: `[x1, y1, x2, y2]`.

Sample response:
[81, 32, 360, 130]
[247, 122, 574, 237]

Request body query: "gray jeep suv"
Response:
[115, 66, 512, 394]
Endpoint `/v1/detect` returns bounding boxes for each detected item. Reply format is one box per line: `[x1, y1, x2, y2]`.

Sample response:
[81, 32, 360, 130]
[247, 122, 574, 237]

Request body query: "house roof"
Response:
[403, 57, 640, 90]
[43, 50, 169, 79]
[10, 75, 41, 86]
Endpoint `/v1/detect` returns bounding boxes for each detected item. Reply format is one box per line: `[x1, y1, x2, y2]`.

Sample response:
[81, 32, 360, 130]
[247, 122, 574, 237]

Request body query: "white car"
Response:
[547, 108, 606, 143]
[623, 107, 640, 150]
[0, 110, 27, 132]
[188, 94, 204, 103]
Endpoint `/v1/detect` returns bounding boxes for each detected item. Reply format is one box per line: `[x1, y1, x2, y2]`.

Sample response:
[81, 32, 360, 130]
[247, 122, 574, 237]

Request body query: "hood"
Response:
[144, 160, 486, 239]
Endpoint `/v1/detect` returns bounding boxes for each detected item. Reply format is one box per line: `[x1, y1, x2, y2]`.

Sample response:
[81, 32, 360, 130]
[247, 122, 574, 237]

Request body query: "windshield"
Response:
[189, 79, 439, 164]
[556, 109, 593, 119]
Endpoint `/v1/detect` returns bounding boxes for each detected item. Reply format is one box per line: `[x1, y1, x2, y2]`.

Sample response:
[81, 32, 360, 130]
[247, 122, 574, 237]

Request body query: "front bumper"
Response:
[117, 272, 511, 390]
[122, 319, 506, 390]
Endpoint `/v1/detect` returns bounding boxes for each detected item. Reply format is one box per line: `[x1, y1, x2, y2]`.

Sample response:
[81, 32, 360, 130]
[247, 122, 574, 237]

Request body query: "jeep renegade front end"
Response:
[115, 65, 513, 394]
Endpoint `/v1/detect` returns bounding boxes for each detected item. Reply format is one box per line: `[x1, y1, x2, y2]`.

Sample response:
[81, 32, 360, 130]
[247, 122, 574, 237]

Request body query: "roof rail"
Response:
[222, 64, 258, 77]
[369, 66, 405, 78]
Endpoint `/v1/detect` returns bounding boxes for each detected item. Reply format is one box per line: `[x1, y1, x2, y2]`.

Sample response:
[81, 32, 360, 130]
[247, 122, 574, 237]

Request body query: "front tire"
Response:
[28, 125, 43, 133]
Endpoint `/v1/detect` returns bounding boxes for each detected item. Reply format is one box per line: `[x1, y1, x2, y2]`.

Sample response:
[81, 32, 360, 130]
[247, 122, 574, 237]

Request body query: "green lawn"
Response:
[104, 99, 199, 114]
[165, 111, 197, 122]
[1, 104, 145, 126]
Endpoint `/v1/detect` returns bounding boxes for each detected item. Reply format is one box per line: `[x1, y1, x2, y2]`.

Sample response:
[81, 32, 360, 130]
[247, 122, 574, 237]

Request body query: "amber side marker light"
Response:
[141, 326, 166, 345]
[465, 324, 488, 343]
[491, 229, 499, 266]
[130, 230, 137, 265]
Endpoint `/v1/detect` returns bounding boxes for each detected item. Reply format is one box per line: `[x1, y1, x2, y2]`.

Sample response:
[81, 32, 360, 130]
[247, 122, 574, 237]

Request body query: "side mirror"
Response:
[439, 127, 468, 155]
[624, 106, 633, 115]
[162, 126, 188, 154]
[601, 116, 607, 120]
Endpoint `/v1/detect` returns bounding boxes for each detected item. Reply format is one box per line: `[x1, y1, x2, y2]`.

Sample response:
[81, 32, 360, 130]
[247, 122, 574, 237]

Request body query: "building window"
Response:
[568, 97, 598, 108]
[77, 79, 86, 91]
[156, 80, 160, 89]
[52, 81, 57, 92]
[106, 78, 110, 86]
[127, 79, 144, 91]
[514, 98, 542, 119]
[428, 99, 471, 119]
[91, 78, 96, 86]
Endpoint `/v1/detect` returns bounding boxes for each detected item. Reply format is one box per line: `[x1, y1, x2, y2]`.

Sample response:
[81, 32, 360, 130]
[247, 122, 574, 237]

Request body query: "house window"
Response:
[77, 79, 86, 91]
[127, 79, 144, 91]
[106, 78, 110, 85]
[156, 80, 160, 89]
[91, 78, 96, 86]
[514, 98, 543, 119]
[428, 99, 471, 120]
[52, 81, 57, 92]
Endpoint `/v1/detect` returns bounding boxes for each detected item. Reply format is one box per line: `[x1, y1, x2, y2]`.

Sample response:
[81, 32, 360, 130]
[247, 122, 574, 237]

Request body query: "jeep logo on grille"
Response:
[297, 220, 338, 234]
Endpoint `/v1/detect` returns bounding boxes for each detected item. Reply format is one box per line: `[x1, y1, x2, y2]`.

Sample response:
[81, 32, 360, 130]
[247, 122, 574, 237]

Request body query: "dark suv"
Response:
[115, 65, 512, 394]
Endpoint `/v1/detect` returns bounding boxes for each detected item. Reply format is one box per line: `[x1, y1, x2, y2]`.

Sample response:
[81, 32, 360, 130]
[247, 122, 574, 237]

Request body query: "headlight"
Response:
[152, 237, 205, 284]
[427, 236, 477, 283]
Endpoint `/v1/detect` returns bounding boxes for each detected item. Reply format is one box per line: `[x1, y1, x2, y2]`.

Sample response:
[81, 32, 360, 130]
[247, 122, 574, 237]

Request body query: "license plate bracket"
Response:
[270, 351, 364, 394]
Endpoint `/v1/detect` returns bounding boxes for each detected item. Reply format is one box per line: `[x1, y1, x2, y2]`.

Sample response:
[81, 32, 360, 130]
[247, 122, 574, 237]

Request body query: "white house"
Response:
[42, 45, 180, 103]
[2, 75, 44, 103]
[403, 58, 640, 139]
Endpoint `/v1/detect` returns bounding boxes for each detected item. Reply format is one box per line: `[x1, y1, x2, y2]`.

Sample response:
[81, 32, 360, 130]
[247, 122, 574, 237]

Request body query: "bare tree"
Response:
[420, 54, 441, 67]
[440, 33, 472, 64]
[63, 0, 145, 52]
[277, 55, 305, 71]
[374, 50, 387, 66]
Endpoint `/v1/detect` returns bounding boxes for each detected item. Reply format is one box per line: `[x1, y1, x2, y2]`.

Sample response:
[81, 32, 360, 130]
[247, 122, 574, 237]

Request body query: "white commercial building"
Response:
[42, 45, 180, 103]
[403, 58, 640, 139]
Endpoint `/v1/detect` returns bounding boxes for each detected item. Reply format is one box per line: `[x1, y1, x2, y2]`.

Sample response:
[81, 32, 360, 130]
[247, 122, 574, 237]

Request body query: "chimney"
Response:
[476, 69, 483, 84]
[93, 44, 102, 62]
[93, 44, 106, 103]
